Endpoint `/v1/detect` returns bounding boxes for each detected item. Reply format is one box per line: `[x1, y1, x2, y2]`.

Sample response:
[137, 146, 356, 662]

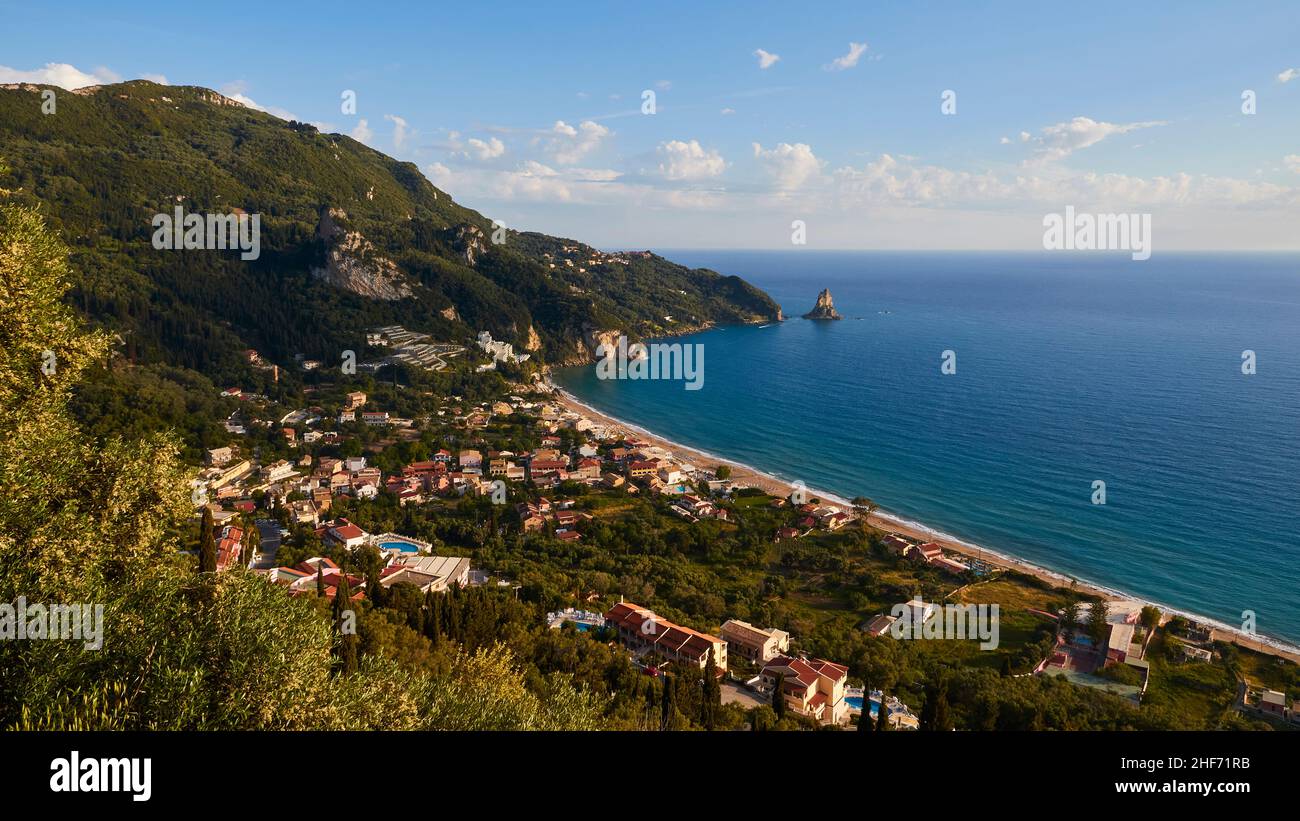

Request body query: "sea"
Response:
[553, 251, 1300, 647]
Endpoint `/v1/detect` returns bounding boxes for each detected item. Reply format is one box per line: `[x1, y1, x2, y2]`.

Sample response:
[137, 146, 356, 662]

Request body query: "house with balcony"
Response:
[760, 655, 850, 725]
[604, 601, 727, 673]
[720, 619, 790, 664]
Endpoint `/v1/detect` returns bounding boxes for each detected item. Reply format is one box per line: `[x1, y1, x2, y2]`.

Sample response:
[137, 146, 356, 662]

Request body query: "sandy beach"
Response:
[551, 387, 1300, 665]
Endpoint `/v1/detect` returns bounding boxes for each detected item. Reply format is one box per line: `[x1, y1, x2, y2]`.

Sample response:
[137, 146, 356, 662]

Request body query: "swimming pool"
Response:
[379, 540, 420, 554]
[845, 697, 880, 719]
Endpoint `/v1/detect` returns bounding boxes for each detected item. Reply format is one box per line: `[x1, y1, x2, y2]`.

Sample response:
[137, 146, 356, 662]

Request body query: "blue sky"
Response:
[4, 0, 1299, 248]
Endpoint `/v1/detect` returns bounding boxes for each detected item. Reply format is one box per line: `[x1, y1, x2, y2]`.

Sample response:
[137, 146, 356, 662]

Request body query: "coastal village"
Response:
[188, 330, 1300, 730]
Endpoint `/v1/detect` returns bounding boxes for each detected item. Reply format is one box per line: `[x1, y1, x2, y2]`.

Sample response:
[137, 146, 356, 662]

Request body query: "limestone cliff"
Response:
[311, 207, 413, 300]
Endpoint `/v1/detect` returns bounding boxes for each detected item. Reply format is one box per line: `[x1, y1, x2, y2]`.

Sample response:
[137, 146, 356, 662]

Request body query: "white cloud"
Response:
[464, 136, 506, 160]
[825, 42, 869, 71]
[1285, 154, 1300, 173]
[141, 73, 169, 84]
[385, 114, 409, 149]
[224, 92, 299, 120]
[754, 49, 781, 69]
[218, 82, 302, 121]
[427, 159, 626, 204]
[1278, 68, 1298, 83]
[999, 136, 1011, 145]
[0, 62, 119, 89]
[423, 146, 1299, 250]
[1023, 116, 1165, 164]
[351, 118, 374, 144]
[656, 80, 672, 91]
[545, 119, 611, 164]
[654, 139, 726, 180]
[752, 142, 822, 189]
[830, 153, 1296, 209]
[720, 107, 736, 115]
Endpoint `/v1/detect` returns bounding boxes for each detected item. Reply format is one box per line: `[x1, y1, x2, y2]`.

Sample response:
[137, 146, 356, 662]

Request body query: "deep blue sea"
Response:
[554, 251, 1300, 646]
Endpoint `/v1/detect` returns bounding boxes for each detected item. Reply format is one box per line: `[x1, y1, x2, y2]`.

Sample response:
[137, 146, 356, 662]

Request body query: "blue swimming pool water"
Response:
[380, 540, 420, 553]
[845, 696, 880, 718]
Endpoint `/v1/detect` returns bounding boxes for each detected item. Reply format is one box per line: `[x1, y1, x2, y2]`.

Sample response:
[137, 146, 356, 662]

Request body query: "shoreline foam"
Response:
[549, 382, 1300, 664]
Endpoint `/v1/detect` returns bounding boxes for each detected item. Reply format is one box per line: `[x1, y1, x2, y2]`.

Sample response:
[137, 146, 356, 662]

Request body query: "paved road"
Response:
[252, 519, 282, 570]
[721, 682, 766, 710]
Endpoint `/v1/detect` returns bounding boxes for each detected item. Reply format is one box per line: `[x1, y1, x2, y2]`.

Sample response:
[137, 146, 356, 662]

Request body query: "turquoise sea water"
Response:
[553, 251, 1300, 646]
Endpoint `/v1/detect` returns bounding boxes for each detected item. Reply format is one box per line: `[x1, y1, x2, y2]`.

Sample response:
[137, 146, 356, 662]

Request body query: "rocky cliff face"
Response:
[311, 207, 413, 300]
[455, 224, 489, 266]
[802, 288, 842, 320]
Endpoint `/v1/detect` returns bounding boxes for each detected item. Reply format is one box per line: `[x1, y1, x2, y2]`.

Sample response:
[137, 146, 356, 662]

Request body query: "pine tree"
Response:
[1061, 601, 1080, 641]
[198, 507, 217, 574]
[1089, 599, 1111, 644]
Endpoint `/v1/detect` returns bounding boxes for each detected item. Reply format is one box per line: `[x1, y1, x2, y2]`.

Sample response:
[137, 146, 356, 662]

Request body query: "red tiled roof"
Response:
[331, 523, 364, 540]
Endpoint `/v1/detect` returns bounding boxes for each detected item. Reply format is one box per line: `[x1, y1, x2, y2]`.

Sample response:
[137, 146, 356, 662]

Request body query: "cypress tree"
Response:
[876, 692, 888, 731]
[772, 671, 787, 721]
[240, 519, 258, 569]
[920, 684, 936, 730]
[644, 677, 658, 731]
[315, 562, 325, 597]
[701, 648, 719, 730]
[661, 675, 674, 731]
[858, 680, 872, 731]
[198, 507, 217, 574]
[367, 567, 385, 608]
[332, 573, 359, 675]
[933, 682, 952, 731]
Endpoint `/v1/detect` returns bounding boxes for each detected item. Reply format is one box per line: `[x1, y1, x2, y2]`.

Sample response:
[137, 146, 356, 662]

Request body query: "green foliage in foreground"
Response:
[0, 203, 602, 730]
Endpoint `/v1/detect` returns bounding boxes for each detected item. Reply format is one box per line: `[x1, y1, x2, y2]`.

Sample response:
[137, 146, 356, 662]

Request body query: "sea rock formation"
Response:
[802, 288, 842, 320]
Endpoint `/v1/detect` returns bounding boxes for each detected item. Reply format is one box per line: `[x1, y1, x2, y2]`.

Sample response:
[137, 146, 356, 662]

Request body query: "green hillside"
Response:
[0, 80, 781, 384]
